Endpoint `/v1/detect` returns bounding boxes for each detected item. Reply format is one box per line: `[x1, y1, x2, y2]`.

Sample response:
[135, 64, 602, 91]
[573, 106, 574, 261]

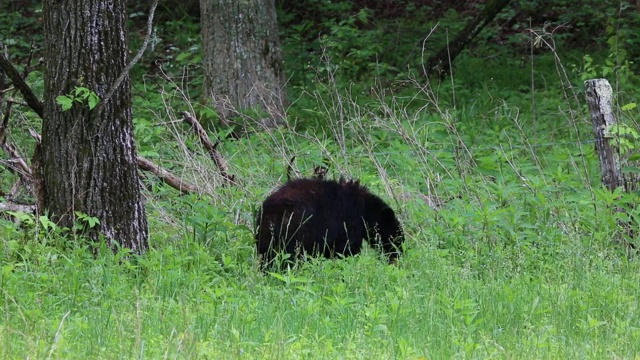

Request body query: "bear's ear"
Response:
[286, 155, 299, 180]
[312, 157, 331, 179]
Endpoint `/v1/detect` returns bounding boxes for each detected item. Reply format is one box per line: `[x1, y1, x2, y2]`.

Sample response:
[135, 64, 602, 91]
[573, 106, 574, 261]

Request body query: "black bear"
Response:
[255, 178, 404, 270]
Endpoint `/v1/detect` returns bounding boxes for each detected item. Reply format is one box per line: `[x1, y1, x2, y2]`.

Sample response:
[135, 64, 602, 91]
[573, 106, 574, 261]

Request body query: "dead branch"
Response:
[1, 157, 31, 177]
[137, 156, 198, 194]
[0, 202, 36, 213]
[0, 52, 44, 118]
[0, 122, 32, 179]
[28, 128, 41, 142]
[181, 111, 236, 184]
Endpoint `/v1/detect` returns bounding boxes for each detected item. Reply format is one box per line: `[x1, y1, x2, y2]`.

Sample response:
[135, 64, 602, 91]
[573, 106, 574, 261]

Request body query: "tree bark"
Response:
[42, 0, 148, 252]
[426, 0, 512, 77]
[200, 0, 287, 130]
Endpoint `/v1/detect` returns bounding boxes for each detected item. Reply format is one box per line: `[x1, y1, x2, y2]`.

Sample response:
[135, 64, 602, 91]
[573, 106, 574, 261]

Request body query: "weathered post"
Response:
[584, 79, 623, 191]
[585, 78, 640, 248]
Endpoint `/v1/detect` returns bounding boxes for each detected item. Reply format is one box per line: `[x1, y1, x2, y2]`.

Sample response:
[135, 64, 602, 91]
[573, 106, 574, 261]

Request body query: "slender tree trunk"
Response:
[200, 0, 287, 130]
[42, 0, 148, 252]
[426, 0, 512, 77]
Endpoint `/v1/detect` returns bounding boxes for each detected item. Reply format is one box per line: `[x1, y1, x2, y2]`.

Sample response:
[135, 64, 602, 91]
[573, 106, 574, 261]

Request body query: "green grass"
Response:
[2, 220, 640, 359]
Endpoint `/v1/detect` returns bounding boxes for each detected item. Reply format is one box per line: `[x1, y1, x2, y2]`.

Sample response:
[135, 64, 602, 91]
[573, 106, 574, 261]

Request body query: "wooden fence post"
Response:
[585, 78, 640, 247]
[585, 78, 640, 193]
[584, 78, 623, 191]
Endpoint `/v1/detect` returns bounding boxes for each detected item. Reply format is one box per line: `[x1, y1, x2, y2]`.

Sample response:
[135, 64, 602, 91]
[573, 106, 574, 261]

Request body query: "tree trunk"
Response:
[200, 0, 287, 131]
[426, 0, 512, 77]
[42, 0, 148, 253]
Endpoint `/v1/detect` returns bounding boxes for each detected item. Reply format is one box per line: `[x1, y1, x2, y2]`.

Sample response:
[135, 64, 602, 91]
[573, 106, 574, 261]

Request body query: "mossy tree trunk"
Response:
[200, 0, 287, 130]
[42, 0, 148, 253]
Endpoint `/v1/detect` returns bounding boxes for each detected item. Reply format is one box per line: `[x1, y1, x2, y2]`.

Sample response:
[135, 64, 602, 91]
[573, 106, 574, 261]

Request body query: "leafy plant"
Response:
[56, 86, 100, 110]
[74, 211, 100, 231]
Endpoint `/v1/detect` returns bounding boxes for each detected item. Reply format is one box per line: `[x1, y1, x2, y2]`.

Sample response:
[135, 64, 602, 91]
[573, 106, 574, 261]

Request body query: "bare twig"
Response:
[1, 157, 31, 177]
[181, 111, 236, 184]
[95, 0, 159, 117]
[28, 128, 41, 142]
[136, 156, 198, 194]
[22, 41, 36, 78]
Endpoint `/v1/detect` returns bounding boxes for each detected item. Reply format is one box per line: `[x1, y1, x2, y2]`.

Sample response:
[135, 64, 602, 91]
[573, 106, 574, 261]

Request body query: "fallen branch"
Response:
[181, 111, 236, 184]
[136, 156, 198, 194]
[0, 202, 36, 213]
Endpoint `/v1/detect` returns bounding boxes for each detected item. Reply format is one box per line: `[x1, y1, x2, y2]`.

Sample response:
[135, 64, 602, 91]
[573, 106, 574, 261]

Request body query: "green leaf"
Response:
[87, 216, 100, 228]
[621, 103, 637, 111]
[176, 52, 192, 62]
[628, 154, 640, 162]
[87, 93, 100, 110]
[75, 211, 100, 228]
[74, 87, 91, 99]
[38, 215, 57, 231]
[268, 272, 287, 282]
[56, 95, 74, 111]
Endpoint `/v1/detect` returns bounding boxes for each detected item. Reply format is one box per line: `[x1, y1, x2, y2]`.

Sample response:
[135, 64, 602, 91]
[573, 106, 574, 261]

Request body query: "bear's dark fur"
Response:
[255, 178, 404, 270]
